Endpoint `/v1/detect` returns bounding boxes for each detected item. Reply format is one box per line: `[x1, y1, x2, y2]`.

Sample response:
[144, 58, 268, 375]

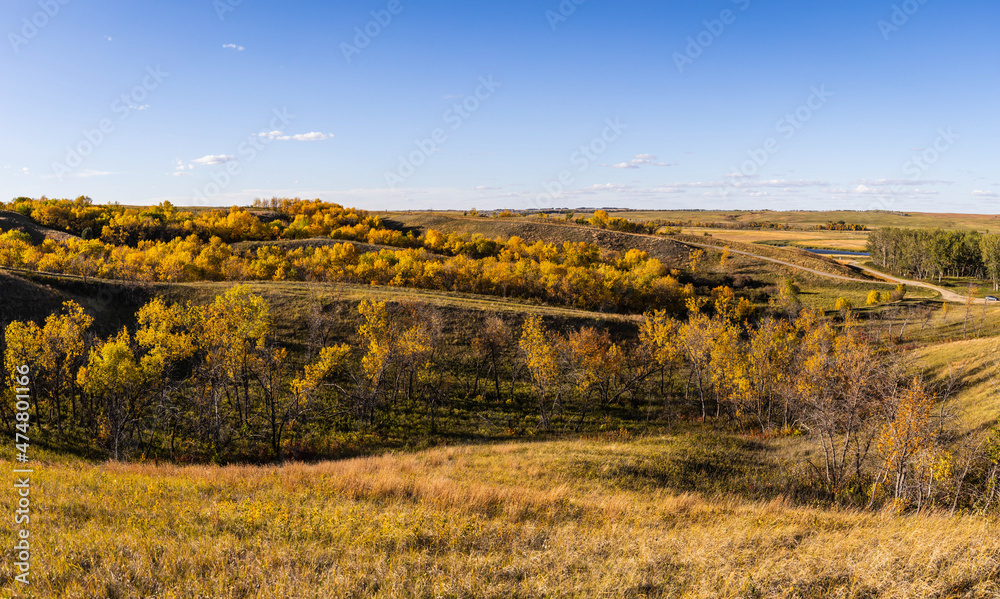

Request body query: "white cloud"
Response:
[745, 179, 829, 188]
[105, 36, 112, 42]
[972, 190, 1000, 198]
[258, 131, 334, 141]
[192, 154, 236, 166]
[583, 183, 631, 192]
[605, 154, 671, 169]
[852, 179, 951, 187]
[289, 132, 333, 141]
[223, 43, 245, 51]
[74, 169, 115, 178]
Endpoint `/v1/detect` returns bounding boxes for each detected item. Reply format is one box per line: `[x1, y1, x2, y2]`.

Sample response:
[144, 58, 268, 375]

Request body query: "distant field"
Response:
[599, 209, 1000, 231]
[685, 227, 870, 251]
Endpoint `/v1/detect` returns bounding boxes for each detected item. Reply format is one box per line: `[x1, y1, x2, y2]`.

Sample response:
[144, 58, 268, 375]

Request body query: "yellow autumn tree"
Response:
[743, 317, 796, 432]
[562, 327, 627, 426]
[77, 329, 161, 459]
[519, 315, 560, 430]
[30, 301, 94, 433]
[639, 310, 683, 414]
[357, 300, 393, 423]
[193, 285, 272, 452]
[871, 378, 943, 509]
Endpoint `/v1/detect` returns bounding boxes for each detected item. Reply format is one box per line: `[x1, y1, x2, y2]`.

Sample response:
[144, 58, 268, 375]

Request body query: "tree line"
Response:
[5, 285, 997, 511]
[0, 228, 701, 314]
[867, 227, 1000, 289]
[2, 197, 387, 246]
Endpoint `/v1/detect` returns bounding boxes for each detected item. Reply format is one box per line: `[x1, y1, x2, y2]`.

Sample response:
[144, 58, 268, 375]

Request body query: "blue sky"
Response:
[1, 0, 997, 212]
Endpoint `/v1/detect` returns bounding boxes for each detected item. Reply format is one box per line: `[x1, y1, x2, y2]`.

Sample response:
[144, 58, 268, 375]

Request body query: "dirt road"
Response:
[679, 239, 985, 305]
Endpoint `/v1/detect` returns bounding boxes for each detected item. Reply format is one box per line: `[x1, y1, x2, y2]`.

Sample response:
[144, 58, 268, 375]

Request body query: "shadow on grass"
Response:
[567, 431, 780, 499]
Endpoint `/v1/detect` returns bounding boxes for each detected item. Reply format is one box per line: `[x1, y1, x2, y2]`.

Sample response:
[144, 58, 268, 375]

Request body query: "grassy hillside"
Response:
[0, 210, 78, 244]
[384, 212, 692, 266]
[914, 337, 1000, 434]
[3, 436, 1000, 598]
[0, 270, 151, 336]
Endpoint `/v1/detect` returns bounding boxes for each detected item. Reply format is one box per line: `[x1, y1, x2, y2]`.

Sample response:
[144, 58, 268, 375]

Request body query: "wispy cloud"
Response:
[223, 43, 245, 51]
[605, 154, 671, 169]
[580, 183, 632, 193]
[851, 179, 952, 186]
[41, 168, 115, 179]
[972, 189, 1000, 198]
[742, 179, 830, 189]
[192, 154, 236, 166]
[257, 131, 334, 141]
[74, 169, 115, 178]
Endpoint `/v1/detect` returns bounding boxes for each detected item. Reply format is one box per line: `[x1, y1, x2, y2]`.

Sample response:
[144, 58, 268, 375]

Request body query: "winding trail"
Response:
[848, 262, 985, 305]
[678, 240, 868, 283]
[678, 239, 984, 304]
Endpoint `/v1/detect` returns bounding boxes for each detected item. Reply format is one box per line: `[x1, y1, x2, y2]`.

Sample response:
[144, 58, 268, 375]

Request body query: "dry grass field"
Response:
[682, 227, 870, 252]
[4, 434, 1000, 598]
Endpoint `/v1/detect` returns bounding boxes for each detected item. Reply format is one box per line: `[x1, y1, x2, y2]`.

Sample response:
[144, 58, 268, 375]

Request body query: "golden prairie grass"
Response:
[681, 227, 870, 251]
[3, 435, 1000, 598]
[913, 336, 1000, 433]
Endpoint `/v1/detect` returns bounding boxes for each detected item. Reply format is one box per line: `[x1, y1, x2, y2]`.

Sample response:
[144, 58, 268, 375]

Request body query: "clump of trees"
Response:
[2, 284, 995, 511]
[579, 210, 795, 235]
[867, 227, 1000, 287]
[0, 229, 706, 314]
[809, 221, 867, 231]
[1, 196, 388, 246]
